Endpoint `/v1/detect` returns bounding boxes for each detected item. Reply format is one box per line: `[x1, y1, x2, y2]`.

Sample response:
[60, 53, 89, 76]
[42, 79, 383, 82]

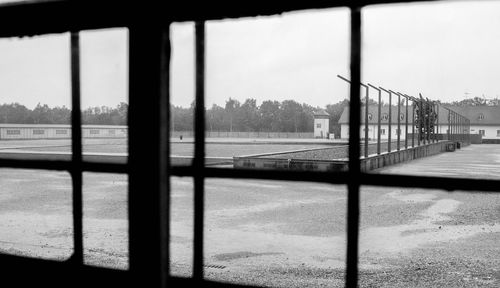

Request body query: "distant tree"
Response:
[207, 104, 225, 132]
[224, 98, 240, 132]
[239, 98, 260, 131]
[279, 100, 303, 132]
[259, 100, 281, 132]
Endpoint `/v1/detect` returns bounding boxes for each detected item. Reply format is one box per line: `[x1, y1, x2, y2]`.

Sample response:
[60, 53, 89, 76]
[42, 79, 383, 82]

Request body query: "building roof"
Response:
[338, 105, 500, 125]
[443, 106, 500, 125]
[313, 109, 329, 118]
[338, 105, 414, 124]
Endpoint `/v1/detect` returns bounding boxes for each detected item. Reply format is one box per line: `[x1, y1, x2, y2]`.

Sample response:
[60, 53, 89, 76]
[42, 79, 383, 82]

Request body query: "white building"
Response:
[338, 105, 500, 140]
[313, 109, 330, 138]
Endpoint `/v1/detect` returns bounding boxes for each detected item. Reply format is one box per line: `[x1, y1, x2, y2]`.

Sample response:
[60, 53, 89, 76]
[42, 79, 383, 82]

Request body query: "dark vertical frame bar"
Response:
[159, 28, 171, 286]
[193, 21, 206, 281]
[70, 32, 83, 264]
[346, 6, 361, 288]
[128, 26, 164, 286]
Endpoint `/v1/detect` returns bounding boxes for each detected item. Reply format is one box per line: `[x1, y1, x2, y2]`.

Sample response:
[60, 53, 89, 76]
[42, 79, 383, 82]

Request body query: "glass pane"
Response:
[171, 8, 351, 170]
[360, 185, 500, 287]
[83, 172, 128, 269]
[170, 22, 195, 166]
[363, 1, 500, 176]
[0, 169, 73, 260]
[170, 177, 194, 277]
[0, 33, 72, 160]
[171, 177, 347, 286]
[80, 28, 128, 163]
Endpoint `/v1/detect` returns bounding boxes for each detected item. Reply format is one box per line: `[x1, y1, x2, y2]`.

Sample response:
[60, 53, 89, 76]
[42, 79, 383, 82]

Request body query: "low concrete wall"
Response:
[234, 141, 459, 172]
[482, 138, 500, 144]
[360, 141, 454, 171]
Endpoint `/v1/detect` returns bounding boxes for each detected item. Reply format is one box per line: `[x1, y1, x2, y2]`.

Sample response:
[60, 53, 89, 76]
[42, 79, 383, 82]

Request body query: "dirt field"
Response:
[0, 140, 498, 287]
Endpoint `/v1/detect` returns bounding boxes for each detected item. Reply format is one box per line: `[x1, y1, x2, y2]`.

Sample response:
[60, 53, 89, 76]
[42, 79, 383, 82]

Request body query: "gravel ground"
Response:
[0, 141, 498, 287]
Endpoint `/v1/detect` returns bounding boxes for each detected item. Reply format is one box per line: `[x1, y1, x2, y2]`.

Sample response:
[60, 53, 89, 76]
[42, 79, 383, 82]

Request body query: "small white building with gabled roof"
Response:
[313, 109, 330, 138]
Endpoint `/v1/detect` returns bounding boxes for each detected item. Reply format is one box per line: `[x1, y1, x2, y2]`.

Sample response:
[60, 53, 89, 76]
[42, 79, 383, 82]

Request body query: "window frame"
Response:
[0, 1, 498, 288]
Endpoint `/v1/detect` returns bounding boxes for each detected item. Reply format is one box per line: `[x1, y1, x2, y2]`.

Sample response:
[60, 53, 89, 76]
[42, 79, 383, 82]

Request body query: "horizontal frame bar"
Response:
[0, 0, 441, 38]
[170, 167, 500, 193]
[0, 159, 129, 173]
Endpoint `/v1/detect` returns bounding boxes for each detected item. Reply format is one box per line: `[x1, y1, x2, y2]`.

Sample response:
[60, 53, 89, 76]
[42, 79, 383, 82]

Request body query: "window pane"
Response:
[80, 28, 129, 163]
[171, 8, 351, 170]
[0, 33, 72, 160]
[170, 177, 194, 277]
[0, 169, 73, 260]
[360, 185, 500, 287]
[363, 1, 500, 176]
[170, 22, 195, 166]
[83, 172, 128, 269]
[171, 178, 347, 286]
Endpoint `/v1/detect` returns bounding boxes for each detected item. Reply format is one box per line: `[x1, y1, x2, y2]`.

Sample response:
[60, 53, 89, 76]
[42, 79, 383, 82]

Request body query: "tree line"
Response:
[172, 98, 350, 135]
[2, 97, 496, 132]
[0, 102, 128, 125]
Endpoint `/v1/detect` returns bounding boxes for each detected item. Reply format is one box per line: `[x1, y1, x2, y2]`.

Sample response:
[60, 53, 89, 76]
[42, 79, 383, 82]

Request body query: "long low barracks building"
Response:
[338, 105, 500, 140]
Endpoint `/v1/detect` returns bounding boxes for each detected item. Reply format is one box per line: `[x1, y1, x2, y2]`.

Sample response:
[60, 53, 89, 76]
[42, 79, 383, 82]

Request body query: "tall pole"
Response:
[436, 103, 439, 141]
[418, 96, 423, 146]
[337, 75, 370, 158]
[368, 84, 381, 155]
[388, 91, 392, 152]
[379, 87, 391, 152]
[404, 94, 408, 149]
[396, 92, 401, 150]
[412, 100, 415, 147]
[364, 85, 369, 158]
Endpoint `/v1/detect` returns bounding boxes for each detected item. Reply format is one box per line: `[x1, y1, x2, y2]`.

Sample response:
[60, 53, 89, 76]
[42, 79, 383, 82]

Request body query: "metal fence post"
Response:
[412, 100, 415, 147]
[368, 84, 381, 155]
[363, 84, 369, 158]
[418, 96, 423, 145]
[388, 91, 392, 152]
[404, 94, 408, 149]
[397, 93, 401, 150]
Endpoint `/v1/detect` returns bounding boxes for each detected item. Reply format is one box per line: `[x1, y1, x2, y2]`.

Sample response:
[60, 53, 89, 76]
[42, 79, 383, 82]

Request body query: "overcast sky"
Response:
[0, 0, 500, 109]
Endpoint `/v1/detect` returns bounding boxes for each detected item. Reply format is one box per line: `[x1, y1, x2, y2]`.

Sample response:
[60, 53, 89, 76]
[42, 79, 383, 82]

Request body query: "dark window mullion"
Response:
[193, 21, 206, 281]
[160, 27, 171, 285]
[346, 6, 361, 288]
[70, 31, 83, 264]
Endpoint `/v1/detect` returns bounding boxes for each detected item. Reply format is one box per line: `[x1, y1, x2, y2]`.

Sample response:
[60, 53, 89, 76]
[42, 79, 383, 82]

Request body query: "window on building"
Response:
[56, 129, 68, 135]
[478, 113, 485, 120]
[6, 129, 21, 135]
[497, 130, 500, 137]
[381, 129, 386, 135]
[90, 130, 100, 135]
[33, 129, 45, 135]
[479, 130, 485, 136]
[109, 129, 116, 135]
[316, 123, 321, 128]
